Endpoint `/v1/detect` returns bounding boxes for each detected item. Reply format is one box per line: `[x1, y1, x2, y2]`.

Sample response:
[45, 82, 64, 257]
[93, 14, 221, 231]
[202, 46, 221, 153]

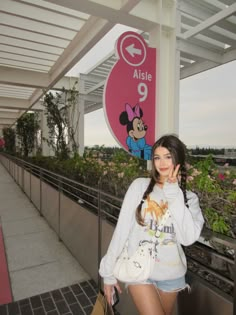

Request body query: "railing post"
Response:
[29, 166, 32, 202]
[97, 179, 102, 290]
[22, 164, 25, 192]
[39, 169, 43, 216]
[58, 178, 62, 241]
[14, 160, 16, 182]
[234, 246, 236, 315]
[17, 162, 19, 184]
[13, 160, 15, 181]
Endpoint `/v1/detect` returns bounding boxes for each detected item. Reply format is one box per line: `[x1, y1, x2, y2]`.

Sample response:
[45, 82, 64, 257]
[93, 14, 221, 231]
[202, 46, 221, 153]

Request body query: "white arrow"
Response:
[126, 44, 142, 57]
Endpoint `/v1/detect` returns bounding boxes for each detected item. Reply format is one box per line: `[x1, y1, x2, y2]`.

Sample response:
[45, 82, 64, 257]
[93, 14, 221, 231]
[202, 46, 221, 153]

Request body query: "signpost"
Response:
[104, 31, 157, 160]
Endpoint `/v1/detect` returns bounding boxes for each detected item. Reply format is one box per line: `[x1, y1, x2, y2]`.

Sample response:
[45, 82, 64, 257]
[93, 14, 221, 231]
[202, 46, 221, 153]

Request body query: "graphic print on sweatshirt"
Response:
[143, 197, 176, 246]
[143, 195, 168, 221]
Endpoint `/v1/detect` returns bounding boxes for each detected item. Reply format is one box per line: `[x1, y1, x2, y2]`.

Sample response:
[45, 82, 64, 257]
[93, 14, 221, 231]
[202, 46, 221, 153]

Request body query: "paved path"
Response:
[0, 161, 95, 313]
[0, 223, 12, 305]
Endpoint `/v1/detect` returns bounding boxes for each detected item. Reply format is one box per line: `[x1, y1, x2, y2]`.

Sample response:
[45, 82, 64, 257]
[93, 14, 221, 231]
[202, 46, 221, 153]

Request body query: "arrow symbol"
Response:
[126, 44, 142, 57]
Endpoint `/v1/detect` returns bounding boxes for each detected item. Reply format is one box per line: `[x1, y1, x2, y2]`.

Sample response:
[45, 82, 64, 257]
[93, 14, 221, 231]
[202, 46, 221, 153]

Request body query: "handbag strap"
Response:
[155, 209, 171, 238]
[124, 208, 171, 248]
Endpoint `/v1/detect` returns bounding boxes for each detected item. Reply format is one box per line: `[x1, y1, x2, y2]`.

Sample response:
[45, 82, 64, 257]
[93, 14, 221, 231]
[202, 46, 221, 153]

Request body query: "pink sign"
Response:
[104, 31, 157, 160]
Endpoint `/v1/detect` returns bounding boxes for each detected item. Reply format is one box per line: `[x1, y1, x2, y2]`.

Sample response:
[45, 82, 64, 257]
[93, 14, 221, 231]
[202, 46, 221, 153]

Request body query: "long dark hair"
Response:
[136, 134, 188, 225]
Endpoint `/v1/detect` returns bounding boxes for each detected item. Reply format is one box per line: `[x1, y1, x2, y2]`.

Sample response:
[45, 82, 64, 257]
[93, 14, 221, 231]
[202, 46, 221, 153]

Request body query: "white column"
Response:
[40, 111, 53, 156]
[149, 0, 179, 140]
[78, 100, 85, 156]
[77, 77, 85, 156]
[69, 97, 85, 157]
[15, 128, 21, 154]
[174, 5, 181, 135]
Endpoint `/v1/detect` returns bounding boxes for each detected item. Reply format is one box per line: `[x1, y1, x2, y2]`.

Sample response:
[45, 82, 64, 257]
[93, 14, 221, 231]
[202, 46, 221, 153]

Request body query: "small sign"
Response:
[104, 31, 157, 160]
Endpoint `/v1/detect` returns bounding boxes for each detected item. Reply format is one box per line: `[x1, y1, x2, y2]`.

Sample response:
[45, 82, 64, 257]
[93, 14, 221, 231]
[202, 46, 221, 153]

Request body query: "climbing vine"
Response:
[42, 83, 79, 159]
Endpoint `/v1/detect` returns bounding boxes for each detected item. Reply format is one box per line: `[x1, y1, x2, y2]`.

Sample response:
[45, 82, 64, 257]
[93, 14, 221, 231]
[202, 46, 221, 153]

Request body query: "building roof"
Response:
[0, 0, 235, 129]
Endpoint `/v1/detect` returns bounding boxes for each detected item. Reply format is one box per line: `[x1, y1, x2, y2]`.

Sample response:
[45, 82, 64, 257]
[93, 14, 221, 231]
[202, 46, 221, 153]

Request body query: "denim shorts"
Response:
[126, 276, 189, 293]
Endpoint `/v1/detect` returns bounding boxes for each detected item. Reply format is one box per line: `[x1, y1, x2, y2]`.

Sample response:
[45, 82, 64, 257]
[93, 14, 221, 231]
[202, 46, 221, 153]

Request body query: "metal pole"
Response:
[39, 169, 42, 216]
[234, 246, 236, 315]
[17, 162, 19, 184]
[97, 178, 102, 290]
[22, 165, 24, 192]
[58, 178, 62, 241]
[13, 160, 15, 181]
[29, 166, 32, 202]
[14, 161, 16, 182]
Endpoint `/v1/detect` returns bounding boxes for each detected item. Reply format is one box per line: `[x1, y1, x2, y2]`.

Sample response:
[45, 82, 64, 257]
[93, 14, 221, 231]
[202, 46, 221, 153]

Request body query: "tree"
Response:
[16, 113, 39, 157]
[43, 83, 79, 159]
[2, 127, 16, 153]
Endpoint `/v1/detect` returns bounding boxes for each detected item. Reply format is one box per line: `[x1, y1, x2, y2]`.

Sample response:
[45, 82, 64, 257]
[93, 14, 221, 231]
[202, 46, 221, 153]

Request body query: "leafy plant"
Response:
[2, 127, 15, 153]
[0, 137, 5, 151]
[16, 113, 39, 157]
[10, 146, 236, 238]
[204, 207, 230, 234]
[186, 155, 236, 237]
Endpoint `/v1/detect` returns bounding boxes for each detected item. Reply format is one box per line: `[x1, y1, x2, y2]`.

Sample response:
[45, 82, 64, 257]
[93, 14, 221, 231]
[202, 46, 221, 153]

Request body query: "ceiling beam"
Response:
[0, 97, 44, 112]
[80, 94, 103, 104]
[182, 3, 236, 39]
[223, 47, 236, 64]
[177, 39, 222, 64]
[84, 80, 106, 95]
[28, 16, 115, 108]
[0, 66, 78, 90]
[80, 73, 105, 84]
[180, 46, 236, 79]
[0, 111, 20, 119]
[42, 0, 161, 31]
[0, 124, 12, 130]
[0, 118, 16, 125]
[0, 66, 49, 88]
[0, 97, 30, 110]
[31, 102, 45, 111]
[1, 0, 171, 120]
[85, 102, 103, 114]
[179, 1, 236, 34]
[180, 60, 218, 79]
[53, 77, 78, 90]
[178, 1, 212, 21]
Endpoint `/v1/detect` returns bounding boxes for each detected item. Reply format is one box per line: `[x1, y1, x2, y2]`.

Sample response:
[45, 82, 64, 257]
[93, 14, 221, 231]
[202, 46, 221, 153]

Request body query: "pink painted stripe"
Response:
[0, 225, 12, 305]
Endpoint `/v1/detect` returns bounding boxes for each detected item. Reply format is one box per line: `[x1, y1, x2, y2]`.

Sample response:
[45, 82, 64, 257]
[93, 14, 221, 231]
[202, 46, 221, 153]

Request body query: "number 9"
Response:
[138, 83, 148, 102]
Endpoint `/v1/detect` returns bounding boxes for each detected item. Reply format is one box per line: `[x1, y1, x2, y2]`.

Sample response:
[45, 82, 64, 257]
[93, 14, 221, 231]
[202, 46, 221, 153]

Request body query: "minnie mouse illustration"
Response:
[119, 103, 152, 160]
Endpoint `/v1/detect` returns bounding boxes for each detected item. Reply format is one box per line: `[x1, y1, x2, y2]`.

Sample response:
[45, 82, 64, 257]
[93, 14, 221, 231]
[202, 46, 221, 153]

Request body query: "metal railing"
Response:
[1, 153, 235, 314]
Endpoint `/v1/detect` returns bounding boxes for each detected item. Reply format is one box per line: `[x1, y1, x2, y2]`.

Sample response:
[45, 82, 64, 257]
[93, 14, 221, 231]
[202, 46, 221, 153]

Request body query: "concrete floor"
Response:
[0, 162, 90, 302]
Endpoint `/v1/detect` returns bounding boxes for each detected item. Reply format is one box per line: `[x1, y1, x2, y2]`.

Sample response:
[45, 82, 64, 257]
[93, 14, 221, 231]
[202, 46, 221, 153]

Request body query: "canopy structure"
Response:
[0, 0, 236, 133]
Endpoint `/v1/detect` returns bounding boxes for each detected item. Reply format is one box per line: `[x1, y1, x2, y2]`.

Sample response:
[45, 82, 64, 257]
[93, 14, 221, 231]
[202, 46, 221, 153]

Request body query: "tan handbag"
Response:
[91, 290, 114, 315]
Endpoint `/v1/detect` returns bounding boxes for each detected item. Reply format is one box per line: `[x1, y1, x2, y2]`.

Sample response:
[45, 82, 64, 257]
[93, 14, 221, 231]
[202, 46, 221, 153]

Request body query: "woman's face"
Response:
[153, 146, 174, 181]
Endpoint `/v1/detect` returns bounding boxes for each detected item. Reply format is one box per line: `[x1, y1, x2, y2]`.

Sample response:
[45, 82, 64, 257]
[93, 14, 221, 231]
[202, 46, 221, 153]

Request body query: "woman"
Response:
[99, 134, 204, 315]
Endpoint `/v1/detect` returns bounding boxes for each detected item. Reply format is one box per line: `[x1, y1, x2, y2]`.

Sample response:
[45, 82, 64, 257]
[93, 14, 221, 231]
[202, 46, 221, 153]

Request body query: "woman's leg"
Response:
[156, 289, 178, 315]
[128, 284, 165, 315]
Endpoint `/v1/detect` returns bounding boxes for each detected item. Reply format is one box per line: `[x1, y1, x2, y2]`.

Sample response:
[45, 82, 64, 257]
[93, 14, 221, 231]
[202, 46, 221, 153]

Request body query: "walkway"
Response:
[0, 162, 98, 315]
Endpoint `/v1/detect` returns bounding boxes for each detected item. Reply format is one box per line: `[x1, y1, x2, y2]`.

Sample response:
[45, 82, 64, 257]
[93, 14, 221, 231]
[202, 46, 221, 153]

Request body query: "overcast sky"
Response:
[179, 61, 236, 148]
[67, 25, 236, 149]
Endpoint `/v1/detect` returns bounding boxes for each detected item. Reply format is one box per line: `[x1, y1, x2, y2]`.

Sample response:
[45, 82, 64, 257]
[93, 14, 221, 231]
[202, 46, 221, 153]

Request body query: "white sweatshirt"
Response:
[99, 177, 204, 285]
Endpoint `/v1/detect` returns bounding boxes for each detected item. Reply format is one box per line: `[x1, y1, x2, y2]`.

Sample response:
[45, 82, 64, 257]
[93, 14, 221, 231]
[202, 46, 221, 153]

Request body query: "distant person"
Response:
[99, 134, 204, 315]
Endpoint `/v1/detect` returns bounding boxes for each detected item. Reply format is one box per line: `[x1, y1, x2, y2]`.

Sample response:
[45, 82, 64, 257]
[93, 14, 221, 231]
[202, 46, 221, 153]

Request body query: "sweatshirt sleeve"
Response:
[99, 178, 145, 285]
[163, 182, 204, 246]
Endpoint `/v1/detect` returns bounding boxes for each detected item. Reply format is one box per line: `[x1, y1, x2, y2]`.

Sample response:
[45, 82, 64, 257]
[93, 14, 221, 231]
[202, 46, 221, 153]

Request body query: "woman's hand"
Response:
[104, 283, 122, 305]
[167, 164, 180, 184]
